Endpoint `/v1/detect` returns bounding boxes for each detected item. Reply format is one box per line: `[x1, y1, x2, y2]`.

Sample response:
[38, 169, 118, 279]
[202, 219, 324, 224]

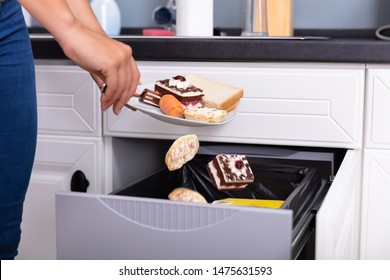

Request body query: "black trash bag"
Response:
[113, 154, 323, 226]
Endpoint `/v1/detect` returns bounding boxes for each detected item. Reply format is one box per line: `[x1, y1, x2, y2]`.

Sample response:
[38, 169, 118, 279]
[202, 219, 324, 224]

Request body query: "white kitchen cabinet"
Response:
[32, 135, 105, 194]
[361, 150, 390, 259]
[365, 67, 390, 149]
[16, 64, 104, 260]
[94, 61, 366, 259]
[17, 135, 104, 260]
[360, 66, 390, 259]
[56, 145, 362, 260]
[105, 62, 365, 149]
[35, 65, 102, 137]
[18, 173, 65, 259]
[20, 61, 367, 259]
[316, 149, 362, 259]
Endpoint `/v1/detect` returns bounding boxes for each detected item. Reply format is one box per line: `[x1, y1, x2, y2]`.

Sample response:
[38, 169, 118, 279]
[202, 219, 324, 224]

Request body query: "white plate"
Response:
[128, 84, 238, 127]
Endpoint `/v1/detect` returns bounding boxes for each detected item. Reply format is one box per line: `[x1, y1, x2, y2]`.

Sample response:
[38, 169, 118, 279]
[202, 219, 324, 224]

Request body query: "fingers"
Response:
[101, 66, 121, 113]
[99, 45, 141, 115]
[112, 57, 139, 115]
[57, 23, 140, 115]
[91, 73, 105, 89]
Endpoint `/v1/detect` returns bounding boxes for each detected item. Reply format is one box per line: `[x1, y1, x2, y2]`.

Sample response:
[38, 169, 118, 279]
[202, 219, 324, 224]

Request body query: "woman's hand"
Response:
[59, 24, 140, 115]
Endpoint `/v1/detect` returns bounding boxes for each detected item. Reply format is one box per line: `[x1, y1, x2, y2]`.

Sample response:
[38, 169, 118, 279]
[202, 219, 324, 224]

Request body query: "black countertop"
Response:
[30, 28, 390, 64]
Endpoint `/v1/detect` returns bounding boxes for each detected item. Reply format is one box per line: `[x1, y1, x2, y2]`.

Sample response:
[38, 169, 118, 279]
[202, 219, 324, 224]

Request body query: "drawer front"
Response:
[105, 62, 364, 148]
[365, 67, 390, 149]
[35, 65, 101, 137]
[56, 193, 293, 260]
[55, 143, 358, 260]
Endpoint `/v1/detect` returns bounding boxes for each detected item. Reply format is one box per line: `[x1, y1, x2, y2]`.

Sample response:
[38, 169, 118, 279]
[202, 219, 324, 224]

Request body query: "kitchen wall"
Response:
[293, 0, 390, 29]
[116, 0, 390, 29]
[28, 0, 390, 30]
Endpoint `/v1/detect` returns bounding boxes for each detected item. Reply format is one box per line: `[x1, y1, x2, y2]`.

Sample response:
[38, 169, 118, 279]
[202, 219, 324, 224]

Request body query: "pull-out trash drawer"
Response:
[56, 144, 346, 260]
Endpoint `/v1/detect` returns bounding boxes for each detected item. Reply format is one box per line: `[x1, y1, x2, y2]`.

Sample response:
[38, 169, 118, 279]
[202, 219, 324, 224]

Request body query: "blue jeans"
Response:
[0, 0, 37, 259]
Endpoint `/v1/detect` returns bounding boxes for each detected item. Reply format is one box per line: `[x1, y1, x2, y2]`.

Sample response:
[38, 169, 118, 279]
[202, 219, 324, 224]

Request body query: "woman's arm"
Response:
[65, 0, 106, 35]
[18, 0, 140, 115]
[63, 0, 123, 100]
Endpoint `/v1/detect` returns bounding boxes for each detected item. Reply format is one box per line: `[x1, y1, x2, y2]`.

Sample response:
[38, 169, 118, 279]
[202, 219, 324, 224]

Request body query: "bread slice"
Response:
[224, 100, 240, 113]
[185, 73, 243, 111]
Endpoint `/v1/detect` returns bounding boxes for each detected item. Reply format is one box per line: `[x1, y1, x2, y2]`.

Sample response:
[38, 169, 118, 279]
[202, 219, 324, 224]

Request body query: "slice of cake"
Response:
[185, 73, 244, 112]
[207, 154, 254, 191]
[155, 75, 204, 105]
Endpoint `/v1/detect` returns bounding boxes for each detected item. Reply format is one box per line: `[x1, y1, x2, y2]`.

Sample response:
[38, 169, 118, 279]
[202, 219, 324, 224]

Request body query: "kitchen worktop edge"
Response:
[30, 35, 390, 64]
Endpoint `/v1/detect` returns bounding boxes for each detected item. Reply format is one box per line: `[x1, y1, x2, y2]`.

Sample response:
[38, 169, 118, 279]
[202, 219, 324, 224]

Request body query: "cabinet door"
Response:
[31, 135, 104, 193]
[365, 68, 390, 149]
[316, 150, 362, 259]
[16, 173, 67, 260]
[361, 149, 390, 259]
[16, 135, 104, 260]
[35, 65, 101, 137]
[106, 62, 364, 149]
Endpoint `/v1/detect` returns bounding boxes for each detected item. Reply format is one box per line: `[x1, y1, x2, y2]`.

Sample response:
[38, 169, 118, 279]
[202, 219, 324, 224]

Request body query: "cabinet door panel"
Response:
[366, 68, 390, 149]
[106, 62, 364, 148]
[36, 65, 101, 137]
[16, 174, 66, 260]
[16, 136, 104, 259]
[32, 135, 104, 194]
[361, 149, 390, 259]
[316, 150, 362, 259]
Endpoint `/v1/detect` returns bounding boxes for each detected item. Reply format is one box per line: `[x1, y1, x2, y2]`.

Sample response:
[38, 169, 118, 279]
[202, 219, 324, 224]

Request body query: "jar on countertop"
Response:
[90, 0, 121, 36]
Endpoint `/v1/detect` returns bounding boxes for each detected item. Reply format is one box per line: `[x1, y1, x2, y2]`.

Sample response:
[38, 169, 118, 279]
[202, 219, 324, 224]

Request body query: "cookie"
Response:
[168, 188, 207, 204]
[165, 134, 199, 171]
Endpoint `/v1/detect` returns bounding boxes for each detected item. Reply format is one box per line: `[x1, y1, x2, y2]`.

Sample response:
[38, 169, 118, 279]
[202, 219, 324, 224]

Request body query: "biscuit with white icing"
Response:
[168, 188, 207, 204]
[183, 107, 227, 123]
[165, 134, 199, 171]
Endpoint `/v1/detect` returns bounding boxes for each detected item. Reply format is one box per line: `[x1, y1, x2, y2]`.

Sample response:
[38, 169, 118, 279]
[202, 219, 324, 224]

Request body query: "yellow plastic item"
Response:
[212, 198, 284, 209]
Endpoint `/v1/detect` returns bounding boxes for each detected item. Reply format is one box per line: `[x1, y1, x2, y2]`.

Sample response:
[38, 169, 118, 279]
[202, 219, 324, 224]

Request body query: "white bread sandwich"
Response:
[183, 106, 227, 123]
[185, 73, 243, 112]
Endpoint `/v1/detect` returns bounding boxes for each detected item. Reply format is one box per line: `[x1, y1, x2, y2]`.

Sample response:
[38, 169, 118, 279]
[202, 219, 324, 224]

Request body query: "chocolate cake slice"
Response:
[155, 75, 204, 104]
[207, 154, 255, 191]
